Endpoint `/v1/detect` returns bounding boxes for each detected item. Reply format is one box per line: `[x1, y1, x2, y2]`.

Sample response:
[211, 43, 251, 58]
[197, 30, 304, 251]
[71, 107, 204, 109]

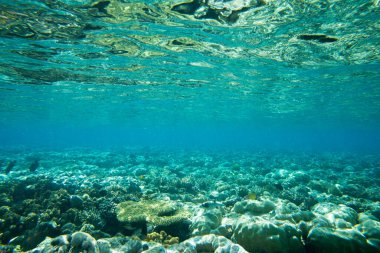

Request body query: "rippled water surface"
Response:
[0, 0, 380, 149]
[1, 2, 380, 252]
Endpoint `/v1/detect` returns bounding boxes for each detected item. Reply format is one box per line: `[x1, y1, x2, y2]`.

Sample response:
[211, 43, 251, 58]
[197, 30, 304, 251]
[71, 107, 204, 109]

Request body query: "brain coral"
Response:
[116, 200, 190, 226]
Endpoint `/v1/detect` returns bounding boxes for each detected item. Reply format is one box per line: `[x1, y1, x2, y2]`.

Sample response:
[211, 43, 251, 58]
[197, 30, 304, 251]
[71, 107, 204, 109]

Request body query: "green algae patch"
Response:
[116, 200, 190, 226]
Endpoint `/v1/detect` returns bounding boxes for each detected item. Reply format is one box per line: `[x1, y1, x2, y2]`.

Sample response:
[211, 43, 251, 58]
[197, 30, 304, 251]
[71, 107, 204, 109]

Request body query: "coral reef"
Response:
[116, 200, 190, 227]
[146, 231, 179, 247]
[232, 217, 304, 253]
[28, 232, 99, 253]
[0, 149, 379, 252]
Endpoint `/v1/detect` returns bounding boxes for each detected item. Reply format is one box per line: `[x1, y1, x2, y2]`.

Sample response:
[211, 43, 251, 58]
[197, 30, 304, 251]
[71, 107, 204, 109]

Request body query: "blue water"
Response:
[0, 0, 379, 151]
[1, 1, 380, 251]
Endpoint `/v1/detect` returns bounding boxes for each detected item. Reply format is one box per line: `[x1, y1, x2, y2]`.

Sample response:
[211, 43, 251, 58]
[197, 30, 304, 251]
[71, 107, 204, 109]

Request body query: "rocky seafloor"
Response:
[0, 148, 379, 253]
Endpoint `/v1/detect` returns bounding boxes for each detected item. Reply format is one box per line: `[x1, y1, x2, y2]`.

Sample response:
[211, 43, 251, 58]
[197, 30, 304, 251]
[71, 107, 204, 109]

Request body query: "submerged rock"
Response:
[28, 232, 99, 253]
[312, 203, 358, 228]
[233, 199, 276, 215]
[306, 227, 371, 253]
[97, 239, 111, 253]
[172, 234, 248, 252]
[12, 221, 60, 250]
[71, 232, 100, 253]
[356, 213, 380, 252]
[231, 217, 304, 253]
[190, 207, 224, 235]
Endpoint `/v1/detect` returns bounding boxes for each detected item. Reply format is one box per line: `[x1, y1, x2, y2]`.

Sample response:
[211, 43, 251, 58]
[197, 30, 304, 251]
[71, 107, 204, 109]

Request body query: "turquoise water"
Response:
[1, 0, 380, 151]
[1, 0, 380, 252]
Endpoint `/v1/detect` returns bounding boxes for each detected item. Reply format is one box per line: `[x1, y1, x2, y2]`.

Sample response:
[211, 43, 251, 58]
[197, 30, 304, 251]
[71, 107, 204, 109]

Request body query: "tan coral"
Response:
[116, 200, 191, 226]
[146, 231, 179, 247]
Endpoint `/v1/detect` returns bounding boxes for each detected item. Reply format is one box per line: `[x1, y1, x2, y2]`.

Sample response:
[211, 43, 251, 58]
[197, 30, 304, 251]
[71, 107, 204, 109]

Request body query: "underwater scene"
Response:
[1, 0, 380, 252]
